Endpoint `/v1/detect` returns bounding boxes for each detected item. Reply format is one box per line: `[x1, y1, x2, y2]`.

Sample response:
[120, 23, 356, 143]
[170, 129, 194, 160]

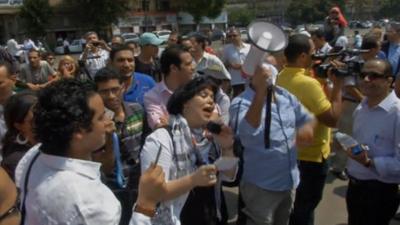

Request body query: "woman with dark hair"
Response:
[140, 76, 237, 225]
[1, 91, 37, 179]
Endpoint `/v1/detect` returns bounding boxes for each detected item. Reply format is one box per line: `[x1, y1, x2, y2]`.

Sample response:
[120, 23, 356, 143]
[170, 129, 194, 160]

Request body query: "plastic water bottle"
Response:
[335, 132, 368, 155]
[335, 132, 358, 149]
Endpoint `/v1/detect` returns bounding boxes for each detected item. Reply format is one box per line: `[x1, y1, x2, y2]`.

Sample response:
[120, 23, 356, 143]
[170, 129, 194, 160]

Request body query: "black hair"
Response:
[364, 59, 393, 77]
[160, 45, 188, 76]
[110, 44, 134, 61]
[34, 79, 97, 156]
[190, 33, 207, 50]
[361, 35, 379, 50]
[28, 48, 40, 57]
[112, 35, 125, 43]
[0, 59, 14, 76]
[311, 29, 326, 39]
[284, 34, 311, 63]
[94, 67, 123, 85]
[167, 76, 218, 115]
[177, 36, 189, 45]
[84, 31, 98, 39]
[2, 91, 37, 157]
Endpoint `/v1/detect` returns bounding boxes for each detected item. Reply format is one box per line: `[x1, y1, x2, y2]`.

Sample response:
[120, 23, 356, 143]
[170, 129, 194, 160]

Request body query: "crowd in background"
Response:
[0, 5, 400, 225]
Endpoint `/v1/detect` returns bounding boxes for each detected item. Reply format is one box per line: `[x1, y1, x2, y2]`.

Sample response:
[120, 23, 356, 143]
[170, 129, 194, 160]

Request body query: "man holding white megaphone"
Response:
[230, 21, 316, 225]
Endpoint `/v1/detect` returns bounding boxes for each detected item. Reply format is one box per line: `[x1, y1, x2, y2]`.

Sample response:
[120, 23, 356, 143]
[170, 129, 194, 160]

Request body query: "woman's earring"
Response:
[16, 133, 28, 145]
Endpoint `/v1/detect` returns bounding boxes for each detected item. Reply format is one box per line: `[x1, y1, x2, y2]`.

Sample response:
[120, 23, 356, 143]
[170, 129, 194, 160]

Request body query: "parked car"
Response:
[54, 39, 83, 55]
[153, 30, 171, 44]
[121, 33, 140, 43]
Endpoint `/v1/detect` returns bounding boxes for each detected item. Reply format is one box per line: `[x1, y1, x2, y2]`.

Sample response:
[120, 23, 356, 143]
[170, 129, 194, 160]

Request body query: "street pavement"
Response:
[223, 173, 400, 225]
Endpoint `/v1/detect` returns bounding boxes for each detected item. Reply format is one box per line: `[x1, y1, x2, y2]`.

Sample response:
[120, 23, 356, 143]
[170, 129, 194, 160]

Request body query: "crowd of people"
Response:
[0, 5, 400, 225]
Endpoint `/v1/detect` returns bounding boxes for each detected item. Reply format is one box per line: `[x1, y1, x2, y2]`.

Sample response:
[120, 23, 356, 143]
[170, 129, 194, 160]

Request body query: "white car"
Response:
[153, 30, 171, 44]
[121, 33, 140, 43]
[54, 39, 83, 54]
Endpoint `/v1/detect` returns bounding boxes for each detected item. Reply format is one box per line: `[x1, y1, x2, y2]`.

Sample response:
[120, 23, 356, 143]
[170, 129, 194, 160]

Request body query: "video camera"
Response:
[312, 49, 369, 78]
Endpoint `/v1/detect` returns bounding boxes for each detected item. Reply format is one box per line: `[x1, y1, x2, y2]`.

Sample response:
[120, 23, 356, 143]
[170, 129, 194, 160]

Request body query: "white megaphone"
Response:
[242, 21, 288, 79]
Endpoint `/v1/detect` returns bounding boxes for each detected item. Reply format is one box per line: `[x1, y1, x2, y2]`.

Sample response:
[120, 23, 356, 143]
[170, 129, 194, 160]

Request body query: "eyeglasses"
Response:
[98, 87, 122, 96]
[359, 72, 389, 81]
[228, 34, 238, 38]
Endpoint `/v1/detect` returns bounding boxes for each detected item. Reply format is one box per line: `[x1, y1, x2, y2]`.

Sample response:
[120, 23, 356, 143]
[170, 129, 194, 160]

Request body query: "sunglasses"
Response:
[228, 34, 238, 38]
[359, 72, 389, 80]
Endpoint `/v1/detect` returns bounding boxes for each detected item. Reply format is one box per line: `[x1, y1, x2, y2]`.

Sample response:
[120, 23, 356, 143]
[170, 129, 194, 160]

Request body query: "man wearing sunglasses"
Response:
[331, 35, 385, 180]
[346, 59, 400, 225]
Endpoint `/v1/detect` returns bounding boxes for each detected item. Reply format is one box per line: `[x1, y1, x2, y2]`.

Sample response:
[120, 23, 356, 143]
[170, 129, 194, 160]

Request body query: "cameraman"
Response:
[276, 34, 344, 225]
[80, 31, 111, 79]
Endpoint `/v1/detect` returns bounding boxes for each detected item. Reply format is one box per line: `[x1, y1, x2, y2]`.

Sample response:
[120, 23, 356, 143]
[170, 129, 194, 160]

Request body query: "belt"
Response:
[348, 175, 397, 188]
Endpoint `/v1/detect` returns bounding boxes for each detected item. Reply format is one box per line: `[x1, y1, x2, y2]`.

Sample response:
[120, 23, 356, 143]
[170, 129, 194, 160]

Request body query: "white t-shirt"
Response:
[222, 43, 251, 86]
[335, 35, 349, 49]
[80, 49, 109, 79]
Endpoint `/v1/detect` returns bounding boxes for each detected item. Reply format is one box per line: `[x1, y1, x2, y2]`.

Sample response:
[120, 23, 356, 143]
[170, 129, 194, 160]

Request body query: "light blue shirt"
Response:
[230, 86, 312, 191]
[388, 43, 400, 76]
[347, 91, 400, 184]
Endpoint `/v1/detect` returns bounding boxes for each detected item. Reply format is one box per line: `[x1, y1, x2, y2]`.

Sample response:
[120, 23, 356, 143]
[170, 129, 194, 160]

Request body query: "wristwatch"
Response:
[133, 203, 156, 217]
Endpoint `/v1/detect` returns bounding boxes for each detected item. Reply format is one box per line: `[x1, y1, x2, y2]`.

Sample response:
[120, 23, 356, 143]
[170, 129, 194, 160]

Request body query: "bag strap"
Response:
[19, 151, 40, 225]
[234, 99, 243, 134]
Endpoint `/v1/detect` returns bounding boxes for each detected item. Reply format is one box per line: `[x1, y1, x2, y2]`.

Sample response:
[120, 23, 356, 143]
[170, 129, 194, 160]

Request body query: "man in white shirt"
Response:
[189, 33, 231, 89]
[15, 79, 167, 225]
[346, 59, 400, 225]
[80, 31, 111, 79]
[6, 35, 21, 58]
[222, 27, 250, 97]
[311, 29, 332, 55]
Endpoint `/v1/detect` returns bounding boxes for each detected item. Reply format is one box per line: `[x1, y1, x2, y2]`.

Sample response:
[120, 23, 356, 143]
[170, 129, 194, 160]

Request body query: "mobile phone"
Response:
[206, 121, 222, 134]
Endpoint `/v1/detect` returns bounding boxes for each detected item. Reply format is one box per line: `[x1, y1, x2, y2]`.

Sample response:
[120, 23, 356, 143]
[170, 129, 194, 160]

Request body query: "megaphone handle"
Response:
[264, 87, 273, 149]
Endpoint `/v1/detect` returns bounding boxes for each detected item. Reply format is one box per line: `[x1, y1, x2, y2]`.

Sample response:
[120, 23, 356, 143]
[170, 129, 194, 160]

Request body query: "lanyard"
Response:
[112, 133, 126, 188]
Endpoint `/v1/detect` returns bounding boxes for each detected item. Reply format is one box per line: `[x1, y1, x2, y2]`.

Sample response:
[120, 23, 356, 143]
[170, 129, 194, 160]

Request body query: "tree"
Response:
[286, 0, 345, 25]
[61, 0, 131, 33]
[19, 0, 53, 38]
[177, 0, 226, 28]
[228, 8, 256, 27]
[378, 0, 400, 20]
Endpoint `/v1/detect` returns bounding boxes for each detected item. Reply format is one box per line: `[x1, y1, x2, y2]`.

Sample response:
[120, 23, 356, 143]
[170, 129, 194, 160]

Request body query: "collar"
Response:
[362, 91, 398, 112]
[159, 80, 173, 95]
[281, 66, 307, 76]
[39, 149, 101, 180]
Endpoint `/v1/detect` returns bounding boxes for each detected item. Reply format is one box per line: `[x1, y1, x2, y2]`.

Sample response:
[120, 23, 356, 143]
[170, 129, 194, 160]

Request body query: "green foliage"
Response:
[19, 0, 53, 38]
[379, 0, 400, 20]
[286, 0, 345, 25]
[178, 0, 226, 24]
[62, 0, 131, 32]
[228, 8, 256, 27]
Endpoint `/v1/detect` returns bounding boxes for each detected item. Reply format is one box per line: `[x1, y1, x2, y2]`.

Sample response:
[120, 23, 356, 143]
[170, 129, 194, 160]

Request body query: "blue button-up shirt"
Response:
[230, 86, 313, 191]
[388, 43, 400, 76]
[124, 72, 156, 107]
[347, 91, 400, 184]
